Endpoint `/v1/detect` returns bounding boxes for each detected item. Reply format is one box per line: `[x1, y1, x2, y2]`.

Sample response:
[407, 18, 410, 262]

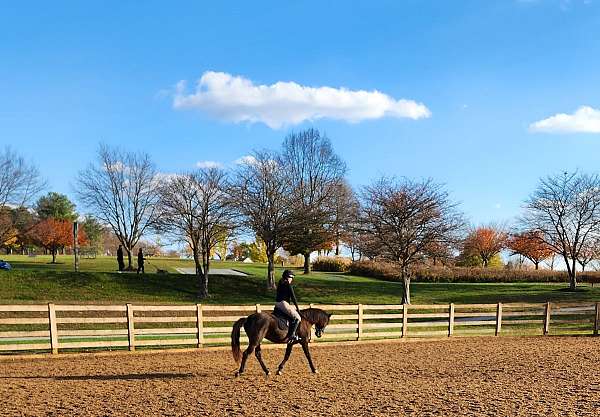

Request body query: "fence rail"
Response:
[1, 301, 599, 355]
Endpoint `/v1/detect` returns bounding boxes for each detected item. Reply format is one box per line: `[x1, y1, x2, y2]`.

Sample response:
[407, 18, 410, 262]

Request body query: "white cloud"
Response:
[172, 71, 431, 129]
[529, 106, 600, 134]
[196, 160, 223, 169]
[234, 155, 258, 166]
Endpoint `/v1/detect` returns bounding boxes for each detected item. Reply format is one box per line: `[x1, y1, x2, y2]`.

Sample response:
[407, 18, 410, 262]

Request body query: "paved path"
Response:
[175, 267, 248, 276]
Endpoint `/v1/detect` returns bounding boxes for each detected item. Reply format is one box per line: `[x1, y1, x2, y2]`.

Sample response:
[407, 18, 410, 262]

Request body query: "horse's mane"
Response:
[300, 308, 329, 327]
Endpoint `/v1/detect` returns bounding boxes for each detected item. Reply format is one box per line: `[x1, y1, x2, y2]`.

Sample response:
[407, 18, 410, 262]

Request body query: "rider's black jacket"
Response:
[275, 279, 299, 309]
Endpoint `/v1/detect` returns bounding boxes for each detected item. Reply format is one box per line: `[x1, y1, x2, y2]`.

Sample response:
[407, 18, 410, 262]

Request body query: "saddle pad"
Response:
[272, 308, 290, 331]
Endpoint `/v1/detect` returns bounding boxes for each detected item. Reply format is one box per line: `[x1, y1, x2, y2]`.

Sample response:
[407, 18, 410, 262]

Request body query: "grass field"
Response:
[1, 254, 600, 305]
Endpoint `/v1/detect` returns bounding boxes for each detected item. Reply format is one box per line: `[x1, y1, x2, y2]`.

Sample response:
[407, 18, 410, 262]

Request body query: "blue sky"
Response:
[2, 0, 600, 225]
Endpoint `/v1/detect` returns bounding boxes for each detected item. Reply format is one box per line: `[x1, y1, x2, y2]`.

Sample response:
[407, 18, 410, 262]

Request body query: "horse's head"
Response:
[304, 309, 332, 338]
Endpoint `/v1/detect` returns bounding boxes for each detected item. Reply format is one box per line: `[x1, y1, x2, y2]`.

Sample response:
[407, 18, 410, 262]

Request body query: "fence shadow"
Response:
[1, 372, 198, 381]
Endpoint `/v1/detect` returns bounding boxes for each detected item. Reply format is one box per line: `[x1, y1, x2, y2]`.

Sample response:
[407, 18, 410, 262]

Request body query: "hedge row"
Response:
[347, 260, 600, 283]
[312, 257, 351, 272]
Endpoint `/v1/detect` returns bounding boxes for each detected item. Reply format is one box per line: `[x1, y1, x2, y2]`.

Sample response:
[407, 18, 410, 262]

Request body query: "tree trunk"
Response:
[266, 249, 276, 289]
[570, 258, 578, 290]
[51, 248, 57, 263]
[534, 261, 539, 270]
[401, 273, 411, 305]
[335, 238, 340, 256]
[126, 249, 133, 270]
[303, 252, 310, 274]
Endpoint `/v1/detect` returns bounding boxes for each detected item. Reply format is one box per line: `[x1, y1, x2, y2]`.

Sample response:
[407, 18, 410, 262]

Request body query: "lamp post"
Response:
[73, 221, 79, 272]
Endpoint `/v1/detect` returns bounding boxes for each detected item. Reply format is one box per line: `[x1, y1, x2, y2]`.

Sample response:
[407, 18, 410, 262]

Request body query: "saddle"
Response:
[272, 307, 292, 331]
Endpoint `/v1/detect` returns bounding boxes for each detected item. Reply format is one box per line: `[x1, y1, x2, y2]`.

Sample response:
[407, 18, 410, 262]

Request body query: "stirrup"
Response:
[287, 335, 300, 344]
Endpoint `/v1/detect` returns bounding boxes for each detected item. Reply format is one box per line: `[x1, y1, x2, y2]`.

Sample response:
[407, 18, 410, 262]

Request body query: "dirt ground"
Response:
[1, 337, 600, 416]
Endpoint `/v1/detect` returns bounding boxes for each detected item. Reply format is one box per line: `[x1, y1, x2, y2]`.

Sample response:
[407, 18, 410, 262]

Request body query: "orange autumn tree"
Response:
[507, 231, 554, 270]
[463, 226, 508, 268]
[29, 218, 87, 263]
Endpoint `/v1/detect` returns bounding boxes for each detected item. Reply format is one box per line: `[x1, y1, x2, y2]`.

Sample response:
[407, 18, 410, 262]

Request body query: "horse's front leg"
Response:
[276, 343, 294, 375]
[300, 341, 318, 374]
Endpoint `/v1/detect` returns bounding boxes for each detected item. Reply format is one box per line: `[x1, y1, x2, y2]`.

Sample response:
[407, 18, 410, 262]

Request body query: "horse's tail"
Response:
[231, 317, 246, 363]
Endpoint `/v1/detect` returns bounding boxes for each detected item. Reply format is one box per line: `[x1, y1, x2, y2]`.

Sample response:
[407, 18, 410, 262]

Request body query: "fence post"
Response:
[126, 303, 135, 351]
[196, 304, 203, 348]
[495, 303, 502, 336]
[448, 303, 455, 337]
[595, 302, 600, 336]
[256, 304, 261, 313]
[357, 304, 363, 341]
[48, 303, 59, 354]
[402, 304, 408, 338]
[543, 302, 551, 336]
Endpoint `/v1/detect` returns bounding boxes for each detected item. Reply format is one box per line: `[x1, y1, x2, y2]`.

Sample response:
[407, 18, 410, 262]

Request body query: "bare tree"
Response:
[279, 129, 347, 274]
[360, 177, 464, 304]
[523, 172, 600, 290]
[230, 151, 294, 289]
[330, 181, 359, 256]
[577, 238, 600, 272]
[0, 147, 45, 208]
[76, 144, 159, 270]
[0, 147, 45, 245]
[156, 169, 236, 298]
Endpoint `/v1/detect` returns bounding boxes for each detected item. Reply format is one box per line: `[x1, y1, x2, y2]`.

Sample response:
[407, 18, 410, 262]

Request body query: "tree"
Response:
[279, 129, 347, 274]
[29, 218, 87, 263]
[0, 147, 45, 208]
[156, 168, 236, 298]
[248, 238, 268, 263]
[462, 226, 507, 268]
[81, 215, 104, 254]
[76, 144, 159, 270]
[35, 192, 77, 221]
[0, 147, 45, 245]
[231, 151, 294, 289]
[507, 231, 553, 270]
[331, 181, 359, 256]
[360, 177, 464, 304]
[576, 238, 600, 272]
[523, 172, 600, 290]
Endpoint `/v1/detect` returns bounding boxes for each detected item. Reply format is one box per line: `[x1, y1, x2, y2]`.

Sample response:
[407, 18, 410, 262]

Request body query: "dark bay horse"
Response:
[231, 308, 331, 376]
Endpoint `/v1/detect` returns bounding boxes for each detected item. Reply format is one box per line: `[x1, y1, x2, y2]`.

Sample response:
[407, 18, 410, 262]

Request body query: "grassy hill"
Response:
[1, 255, 599, 305]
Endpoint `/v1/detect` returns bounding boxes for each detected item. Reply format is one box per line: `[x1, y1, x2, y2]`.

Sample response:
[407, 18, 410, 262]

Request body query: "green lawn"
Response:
[1, 254, 600, 305]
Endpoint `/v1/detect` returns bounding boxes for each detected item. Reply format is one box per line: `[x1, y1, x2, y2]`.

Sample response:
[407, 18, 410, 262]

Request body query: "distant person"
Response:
[137, 248, 145, 274]
[117, 245, 125, 271]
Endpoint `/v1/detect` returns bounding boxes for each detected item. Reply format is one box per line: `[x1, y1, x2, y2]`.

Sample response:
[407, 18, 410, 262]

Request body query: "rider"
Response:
[275, 270, 302, 344]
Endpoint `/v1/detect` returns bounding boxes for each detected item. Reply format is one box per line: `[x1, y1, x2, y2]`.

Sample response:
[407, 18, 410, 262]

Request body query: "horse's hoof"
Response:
[312, 369, 319, 374]
[265, 371, 271, 377]
[276, 369, 283, 376]
[234, 371, 241, 378]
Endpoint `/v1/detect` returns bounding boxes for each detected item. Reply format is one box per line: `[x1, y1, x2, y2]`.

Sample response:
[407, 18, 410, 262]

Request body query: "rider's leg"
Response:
[286, 308, 302, 343]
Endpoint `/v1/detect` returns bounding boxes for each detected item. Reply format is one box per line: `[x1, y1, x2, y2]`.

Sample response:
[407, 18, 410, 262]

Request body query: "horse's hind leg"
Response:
[276, 343, 294, 375]
[236, 344, 256, 377]
[254, 344, 270, 376]
[301, 341, 318, 374]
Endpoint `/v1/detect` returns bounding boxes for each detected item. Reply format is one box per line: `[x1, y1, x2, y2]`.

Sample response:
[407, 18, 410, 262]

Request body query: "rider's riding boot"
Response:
[286, 319, 300, 343]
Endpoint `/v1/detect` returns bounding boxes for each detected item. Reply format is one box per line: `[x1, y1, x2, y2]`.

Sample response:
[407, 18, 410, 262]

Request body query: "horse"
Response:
[231, 308, 331, 377]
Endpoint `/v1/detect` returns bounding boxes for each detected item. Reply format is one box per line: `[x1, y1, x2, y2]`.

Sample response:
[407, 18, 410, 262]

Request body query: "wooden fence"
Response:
[1, 302, 599, 355]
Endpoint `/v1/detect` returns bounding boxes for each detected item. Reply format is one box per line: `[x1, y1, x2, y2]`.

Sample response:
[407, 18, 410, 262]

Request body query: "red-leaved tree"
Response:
[463, 226, 508, 268]
[29, 218, 87, 263]
[507, 231, 553, 270]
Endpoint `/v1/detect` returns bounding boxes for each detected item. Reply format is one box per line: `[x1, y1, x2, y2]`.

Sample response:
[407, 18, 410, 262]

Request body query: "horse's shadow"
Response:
[1, 372, 199, 381]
